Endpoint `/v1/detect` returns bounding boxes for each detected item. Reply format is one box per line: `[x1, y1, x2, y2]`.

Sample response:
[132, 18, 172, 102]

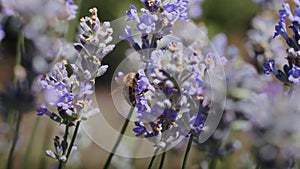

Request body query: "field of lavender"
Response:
[0, 0, 300, 169]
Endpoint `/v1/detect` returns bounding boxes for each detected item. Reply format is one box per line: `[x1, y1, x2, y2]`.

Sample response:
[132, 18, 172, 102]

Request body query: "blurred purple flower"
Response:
[65, 0, 78, 20]
[211, 33, 228, 57]
[0, 80, 35, 116]
[0, 25, 5, 42]
[188, 0, 204, 18]
[252, 0, 285, 9]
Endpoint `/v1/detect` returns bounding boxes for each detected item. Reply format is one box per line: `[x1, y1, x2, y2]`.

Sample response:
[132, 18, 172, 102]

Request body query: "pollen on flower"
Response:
[148, 0, 155, 6]
[91, 15, 97, 23]
[168, 43, 179, 52]
[154, 124, 162, 131]
[196, 95, 204, 101]
[89, 7, 98, 15]
[76, 100, 85, 107]
[193, 49, 201, 56]
[61, 59, 68, 65]
[205, 58, 213, 65]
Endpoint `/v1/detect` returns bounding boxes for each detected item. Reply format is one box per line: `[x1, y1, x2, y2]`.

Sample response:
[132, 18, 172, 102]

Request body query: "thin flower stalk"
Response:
[23, 118, 40, 169]
[103, 107, 134, 169]
[181, 134, 193, 169]
[6, 112, 22, 169]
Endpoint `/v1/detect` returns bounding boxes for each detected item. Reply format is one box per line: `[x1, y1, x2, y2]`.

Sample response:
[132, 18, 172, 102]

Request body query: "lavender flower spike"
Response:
[75, 7, 115, 60]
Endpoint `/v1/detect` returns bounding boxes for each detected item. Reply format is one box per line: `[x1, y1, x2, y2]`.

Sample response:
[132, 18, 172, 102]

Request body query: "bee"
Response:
[122, 68, 182, 128]
[122, 72, 139, 107]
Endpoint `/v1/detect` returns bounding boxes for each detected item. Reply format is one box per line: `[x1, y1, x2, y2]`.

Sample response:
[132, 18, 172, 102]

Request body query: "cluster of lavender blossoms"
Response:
[115, 0, 227, 153]
[264, 0, 300, 85]
[36, 7, 115, 165]
[245, 11, 286, 73]
[120, 0, 188, 51]
[139, 42, 226, 146]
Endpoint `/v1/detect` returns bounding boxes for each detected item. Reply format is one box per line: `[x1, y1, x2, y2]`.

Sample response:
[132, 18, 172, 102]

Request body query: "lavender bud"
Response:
[45, 150, 56, 159]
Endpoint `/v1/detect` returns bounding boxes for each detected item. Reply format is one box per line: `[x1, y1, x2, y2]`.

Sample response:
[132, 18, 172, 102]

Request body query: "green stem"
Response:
[209, 158, 217, 169]
[16, 32, 23, 65]
[14, 32, 24, 83]
[7, 111, 15, 135]
[181, 134, 193, 169]
[23, 118, 40, 169]
[103, 107, 134, 169]
[147, 148, 159, 169]
[6, 112, 22, 169]
[63, 125, 69, 155]
[66, 121, 80, 159]
[6, 31, 24, 169]
[7, 30, 24, 169]
[58, 121, 80, 169]
[158, 151, 166, 169]
[58, 159, 64, 169]
[150, 34, 156, 49]
[58, 125, 69, 169]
